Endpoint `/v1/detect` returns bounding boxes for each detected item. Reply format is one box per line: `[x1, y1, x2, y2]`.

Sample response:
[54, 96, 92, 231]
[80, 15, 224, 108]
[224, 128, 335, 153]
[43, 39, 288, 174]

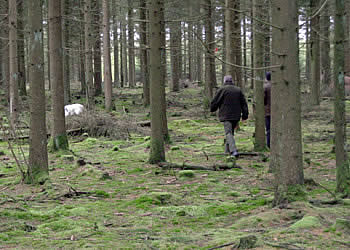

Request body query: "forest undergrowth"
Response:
[0, 86, 349, 249]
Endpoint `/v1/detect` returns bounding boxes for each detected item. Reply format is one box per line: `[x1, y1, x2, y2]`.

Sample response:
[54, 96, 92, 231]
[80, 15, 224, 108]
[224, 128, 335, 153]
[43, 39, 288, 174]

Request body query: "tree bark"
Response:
[140, 0, 150, 106]
[233, 0, 242, 88]
[169, 13, 181, 92]
[112, 0, 119, 85]
[345, 0, 350, 75]
[128, 0, 135, 88]
[93, 0, 102, 96]
[9, 0, 19, 126]
[17, 0, 26, 97]
[225, 0, 234, 77]
[148, 0, 165, 164]
[84, 0, 94, 109]
[102, 0, 112, 111]
[121, 14, 128, 87]
[159, 0, 169, 140]
[1, 0, 9, 105]
[28, 0, 49, 184]
[79, 0, 86, 94]
[49, 0, 68, 151]
[320, 5, 330, 89]
[62, 0, 71, 105]
[310, 0, 320, 105]
[204, 0, 215, 101]
[188, 3, 194, 81]
[271, 0, 304, 205]
[253, 0, 266, 151]
[334, 0, 349, 194]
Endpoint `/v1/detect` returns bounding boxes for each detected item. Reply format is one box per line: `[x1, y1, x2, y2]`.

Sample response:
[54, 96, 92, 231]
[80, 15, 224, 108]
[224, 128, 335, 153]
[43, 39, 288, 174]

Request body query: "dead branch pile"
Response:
[64, 111, 149, 139]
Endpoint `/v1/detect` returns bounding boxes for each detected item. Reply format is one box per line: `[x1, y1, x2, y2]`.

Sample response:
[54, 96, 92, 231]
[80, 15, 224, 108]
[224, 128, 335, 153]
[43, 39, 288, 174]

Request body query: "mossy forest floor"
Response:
[0, 86, 349, 249]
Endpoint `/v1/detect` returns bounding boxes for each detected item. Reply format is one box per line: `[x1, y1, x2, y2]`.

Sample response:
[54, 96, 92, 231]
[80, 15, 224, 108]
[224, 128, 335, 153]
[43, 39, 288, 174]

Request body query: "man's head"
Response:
[224, 75, 233, 85]
[266, 72, 271, 81]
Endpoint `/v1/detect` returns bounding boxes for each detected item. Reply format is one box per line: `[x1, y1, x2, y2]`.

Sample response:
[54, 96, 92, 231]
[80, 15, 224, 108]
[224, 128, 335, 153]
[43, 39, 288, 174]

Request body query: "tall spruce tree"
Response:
[28, 0, 49, 184]
[271, 0, 304, 205]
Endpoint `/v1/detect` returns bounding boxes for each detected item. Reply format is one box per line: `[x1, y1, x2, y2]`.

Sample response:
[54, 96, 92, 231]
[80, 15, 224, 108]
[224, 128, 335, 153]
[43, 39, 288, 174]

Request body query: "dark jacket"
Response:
[210, 82, 249, 122]
[264, 80, 271, 116]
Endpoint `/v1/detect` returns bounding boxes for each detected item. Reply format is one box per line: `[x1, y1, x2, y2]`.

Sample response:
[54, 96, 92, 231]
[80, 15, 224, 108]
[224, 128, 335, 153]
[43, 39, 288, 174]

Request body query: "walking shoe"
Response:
[231, 151, 239, 158]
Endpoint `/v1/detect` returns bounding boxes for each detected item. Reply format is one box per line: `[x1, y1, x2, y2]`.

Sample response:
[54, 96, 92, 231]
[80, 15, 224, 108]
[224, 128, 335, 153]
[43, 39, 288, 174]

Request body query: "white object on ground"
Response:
[64, 104, 85, 117]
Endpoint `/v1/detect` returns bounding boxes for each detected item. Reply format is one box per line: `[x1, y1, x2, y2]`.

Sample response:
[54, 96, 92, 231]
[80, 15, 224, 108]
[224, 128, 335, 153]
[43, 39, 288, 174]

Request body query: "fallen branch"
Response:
[0, 128, 86, 141]
[137, 121, 151, 127]
[208, 242, 237, 250]
[157, 162, 241, 171]
[304, 178, 337, 199]
[206, 152, 264, 157]
[309, 199, 343, 206]
[265, 242, 304, 250]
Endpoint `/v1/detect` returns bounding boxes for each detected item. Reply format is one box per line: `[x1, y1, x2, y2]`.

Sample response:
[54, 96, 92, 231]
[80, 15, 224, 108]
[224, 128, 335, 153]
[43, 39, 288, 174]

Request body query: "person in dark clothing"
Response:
[264, 72, 271, 148]
[210, 75, 249, 157]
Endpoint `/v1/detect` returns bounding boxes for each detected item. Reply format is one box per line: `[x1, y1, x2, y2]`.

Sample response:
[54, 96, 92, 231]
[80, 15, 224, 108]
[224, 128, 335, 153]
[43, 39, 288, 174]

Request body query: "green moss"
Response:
[290, 216, 321, 230]
[274, 184, 307, 205]
[24, 168, 49, 185]
[228, 191, 240, 197]
[94, 190, 110, 198]
[150, 192, 172, 205]
[51, 133, 69, 151]
[179, 170, 195, 178]
[170, 146, 180, 151]
[334, 218, 350, 232]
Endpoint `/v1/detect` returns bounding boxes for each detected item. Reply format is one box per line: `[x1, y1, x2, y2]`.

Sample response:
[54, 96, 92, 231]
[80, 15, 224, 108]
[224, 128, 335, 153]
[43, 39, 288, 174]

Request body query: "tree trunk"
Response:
[28, 0, 49, 184]
[112, 0, 119, 85]
[320, 5, 330, 89]
[196, 21, 204, 84]
[225, 0, 234, 77]
[243, 12, 247, 87]
[305, 17, 310, 82]
[84, 0, 94, 109]
[253, 0, 266, 151]
[17, 0, 26, 97]
[93, 0, 102, 96]
[159, 0, 169, 141]
[49, 0, 68, 151]
[9, 0, 19, 126]
[62, 0, 71, 105]
[1, 8, 9, 106]
[271, 0, 304, 205]
[334, 0, 349, 194]
[79, 0, 86, 94]
[182, 22, 187, 78]
[221, 7, 226, 84]
[102, 0, 112, 111]
[140, 0, 150, 106]
[233, 0, 242, 88]
[148, 0, 165, 164]
[204, 0, 215, 101]
[263, 0, 271, 68]
[169, 14, 181, 92]
[188, 3, 194, 81]
[345, 0, 350, 75]
[128, 0, 135, 88]
[121, 14, 128, 87]
[310, 0, 320, 105]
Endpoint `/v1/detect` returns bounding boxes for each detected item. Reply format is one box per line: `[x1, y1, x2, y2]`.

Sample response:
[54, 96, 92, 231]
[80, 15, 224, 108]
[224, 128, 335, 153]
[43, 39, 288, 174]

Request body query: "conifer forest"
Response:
[0, 0, 349, 249]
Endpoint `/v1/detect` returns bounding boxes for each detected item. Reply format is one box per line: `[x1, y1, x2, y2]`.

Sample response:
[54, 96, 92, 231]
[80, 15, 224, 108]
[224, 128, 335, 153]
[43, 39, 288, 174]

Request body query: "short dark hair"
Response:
[266, 72, 271, 81]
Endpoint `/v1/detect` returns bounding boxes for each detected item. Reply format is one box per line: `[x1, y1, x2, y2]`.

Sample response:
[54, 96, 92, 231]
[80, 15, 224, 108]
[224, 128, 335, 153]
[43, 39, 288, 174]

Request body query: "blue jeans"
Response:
[265, 116, 270, 148]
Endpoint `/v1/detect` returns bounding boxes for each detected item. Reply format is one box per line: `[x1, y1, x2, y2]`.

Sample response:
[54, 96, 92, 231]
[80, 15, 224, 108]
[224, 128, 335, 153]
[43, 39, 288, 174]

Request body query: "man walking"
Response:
[210, 75, 249, 157]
